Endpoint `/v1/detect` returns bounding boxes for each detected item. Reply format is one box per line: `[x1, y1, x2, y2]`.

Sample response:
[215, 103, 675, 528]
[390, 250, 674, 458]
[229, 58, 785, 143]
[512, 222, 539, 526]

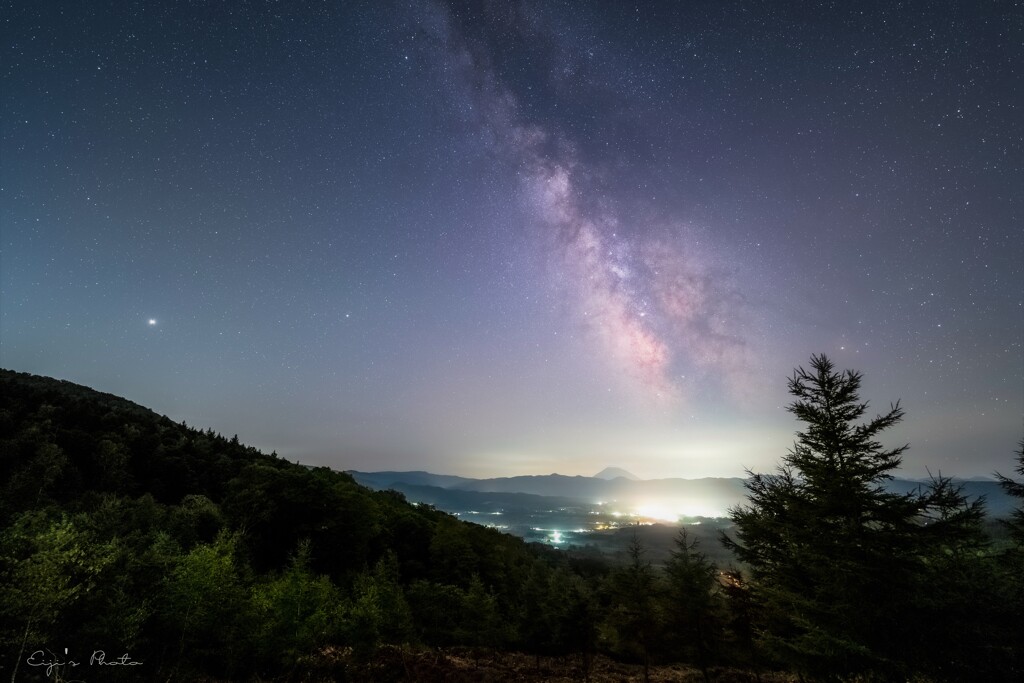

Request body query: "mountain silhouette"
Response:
[594, 466, 639, 480]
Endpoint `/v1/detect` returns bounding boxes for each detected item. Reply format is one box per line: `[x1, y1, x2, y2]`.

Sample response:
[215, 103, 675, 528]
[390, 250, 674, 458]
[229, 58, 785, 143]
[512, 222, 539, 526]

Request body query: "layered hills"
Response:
[3, 368, 1019, 682]
[350, 468, 1015, 524]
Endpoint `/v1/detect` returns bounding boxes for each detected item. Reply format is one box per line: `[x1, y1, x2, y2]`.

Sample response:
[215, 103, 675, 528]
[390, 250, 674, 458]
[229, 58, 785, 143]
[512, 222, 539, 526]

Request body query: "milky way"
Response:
[1, 0, 1019, 478]
[419, 1, 753, 406]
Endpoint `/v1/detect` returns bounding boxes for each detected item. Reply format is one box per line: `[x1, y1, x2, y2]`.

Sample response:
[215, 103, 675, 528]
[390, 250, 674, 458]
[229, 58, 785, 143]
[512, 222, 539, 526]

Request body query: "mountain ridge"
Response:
[348, 469, 1017, 518]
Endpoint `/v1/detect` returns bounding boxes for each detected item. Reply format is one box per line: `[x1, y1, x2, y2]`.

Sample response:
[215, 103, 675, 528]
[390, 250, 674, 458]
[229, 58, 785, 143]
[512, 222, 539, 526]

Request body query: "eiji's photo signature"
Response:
[26, 649, 143, 678]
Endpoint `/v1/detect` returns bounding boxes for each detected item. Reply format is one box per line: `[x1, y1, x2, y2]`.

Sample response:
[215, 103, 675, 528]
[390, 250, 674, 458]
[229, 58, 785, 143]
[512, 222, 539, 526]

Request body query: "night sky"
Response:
[2, 1, 1021, 479]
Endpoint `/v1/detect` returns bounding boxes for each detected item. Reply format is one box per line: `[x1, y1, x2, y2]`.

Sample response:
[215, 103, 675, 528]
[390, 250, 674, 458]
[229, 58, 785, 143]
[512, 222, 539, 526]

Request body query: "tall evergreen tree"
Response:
[992, 438, 1024, 678]
[560, 579, 599, 681]
[663, 529, 720, 683]
[722, 355, 984, 681]
[607, 529, 660, 683]
[516, 561, 558, 667]
[996, 438, 1024, 543]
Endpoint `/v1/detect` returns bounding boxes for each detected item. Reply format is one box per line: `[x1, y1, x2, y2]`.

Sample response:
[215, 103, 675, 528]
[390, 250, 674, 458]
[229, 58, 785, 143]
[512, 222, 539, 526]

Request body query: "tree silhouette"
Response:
[992, 438, 1024, 678]
[723, 355, 984, 680]
[996, 439, 1024, 544]
[608, 528, 660, 682]
[663, 529, 720, 682]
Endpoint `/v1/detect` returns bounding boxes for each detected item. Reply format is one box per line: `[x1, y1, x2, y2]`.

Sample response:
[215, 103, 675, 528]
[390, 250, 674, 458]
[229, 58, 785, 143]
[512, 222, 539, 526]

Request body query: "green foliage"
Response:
[162, 530, 249, 676]
[344, 552, 416, 659]
[462, 574, 512, 649]
[717, 568, 763, 672]
[723, 355, 989, 681]
[605, 530, 661, 681]
[991, 439, 1024, 678]
[3, 365, 1013, 680]
[0, 512, 118, 681]
[250, 540, 346, 672]
[428, 519, 479, 586]
[996, 439, 1024, 544]
[405, 572, 510, 650]
[512, 559, 601, 673]
[516, 561, 559, 660]
[560, 577, 600, 677]
[662, 529, 720, 680]
[406, 580, 467, 646]
[167, 494, 224, 549]
[222, 463, 380, 577]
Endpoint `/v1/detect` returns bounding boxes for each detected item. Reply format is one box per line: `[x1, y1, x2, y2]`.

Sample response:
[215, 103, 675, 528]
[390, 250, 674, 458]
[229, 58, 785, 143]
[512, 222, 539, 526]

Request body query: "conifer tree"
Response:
[608, 529, 660, 682]
[560, 579, 599, 680]
[996, 438, 1024, 544]
[722, 355, 983, 681]
[663, 529, 719, 683]
[517, 561, 557, 667]
[992, 439, 1024, 678]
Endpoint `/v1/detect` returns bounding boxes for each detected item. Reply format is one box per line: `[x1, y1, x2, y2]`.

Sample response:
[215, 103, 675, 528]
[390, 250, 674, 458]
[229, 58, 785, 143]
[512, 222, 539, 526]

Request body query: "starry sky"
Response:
[2, 1, 1021, 479]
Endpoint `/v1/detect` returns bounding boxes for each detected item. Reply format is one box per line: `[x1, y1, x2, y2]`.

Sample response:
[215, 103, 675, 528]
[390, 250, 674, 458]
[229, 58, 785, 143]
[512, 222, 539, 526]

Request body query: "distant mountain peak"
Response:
[594, 466, 639, 480]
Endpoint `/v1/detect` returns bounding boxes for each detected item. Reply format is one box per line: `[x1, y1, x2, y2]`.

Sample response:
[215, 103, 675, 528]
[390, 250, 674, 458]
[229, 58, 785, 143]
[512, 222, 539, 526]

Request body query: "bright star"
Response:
[148, 319, 157, 326]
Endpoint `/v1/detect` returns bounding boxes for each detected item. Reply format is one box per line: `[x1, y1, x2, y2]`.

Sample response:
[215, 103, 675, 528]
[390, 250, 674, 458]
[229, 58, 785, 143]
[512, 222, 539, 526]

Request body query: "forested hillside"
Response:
[0, 369, 593, 681]
[1, 367, 1021, 682]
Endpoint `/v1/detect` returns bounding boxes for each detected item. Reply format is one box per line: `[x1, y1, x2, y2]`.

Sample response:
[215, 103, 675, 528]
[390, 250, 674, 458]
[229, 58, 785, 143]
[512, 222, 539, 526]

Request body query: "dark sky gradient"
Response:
[2, 1, 1021, 479]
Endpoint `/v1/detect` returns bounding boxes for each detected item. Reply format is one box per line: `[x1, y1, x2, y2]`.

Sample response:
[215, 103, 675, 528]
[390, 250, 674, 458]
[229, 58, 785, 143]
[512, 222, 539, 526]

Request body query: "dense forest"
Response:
[1, 363, 1021, 682]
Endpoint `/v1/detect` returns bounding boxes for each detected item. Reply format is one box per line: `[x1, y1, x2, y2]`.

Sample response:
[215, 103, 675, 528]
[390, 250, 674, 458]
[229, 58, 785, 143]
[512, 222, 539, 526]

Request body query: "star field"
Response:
[1, 1, 1020, 479]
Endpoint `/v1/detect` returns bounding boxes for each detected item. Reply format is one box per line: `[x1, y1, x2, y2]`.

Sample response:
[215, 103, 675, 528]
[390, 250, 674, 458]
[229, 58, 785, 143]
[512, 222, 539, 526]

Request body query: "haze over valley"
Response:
[350, 467, 1015, 556]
